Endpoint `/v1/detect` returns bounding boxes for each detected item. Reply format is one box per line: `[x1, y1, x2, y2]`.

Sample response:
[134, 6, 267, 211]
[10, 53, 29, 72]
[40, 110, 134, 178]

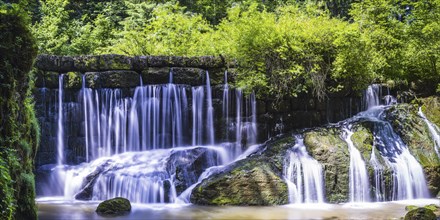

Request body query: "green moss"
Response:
[420, 96, 440, 128]
[96, 197, 131, 216]
[351, 124, 374, 161]
[65, 71, 82, 89]
[0, 4, 39, 220]
[404, 208, 436, 220]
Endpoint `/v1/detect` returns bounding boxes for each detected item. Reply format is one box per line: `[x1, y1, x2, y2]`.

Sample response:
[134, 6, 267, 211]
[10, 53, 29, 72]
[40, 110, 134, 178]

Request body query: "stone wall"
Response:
[33, 54, 364, 166]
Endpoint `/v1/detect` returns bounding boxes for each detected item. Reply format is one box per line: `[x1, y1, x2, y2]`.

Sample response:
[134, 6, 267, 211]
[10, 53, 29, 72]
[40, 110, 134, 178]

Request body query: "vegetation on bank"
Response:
[0, 2, 39, 220]
[27, 0, 440, 101]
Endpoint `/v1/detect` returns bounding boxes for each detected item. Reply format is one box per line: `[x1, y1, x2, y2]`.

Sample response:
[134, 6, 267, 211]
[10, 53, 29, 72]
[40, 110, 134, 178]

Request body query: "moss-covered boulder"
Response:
[96, 197, 131, 216]
[385, 104, 439, 167]
[190, 136, 294, 205]
[404, 207, 436, 220]
[304, 128, 350, 203]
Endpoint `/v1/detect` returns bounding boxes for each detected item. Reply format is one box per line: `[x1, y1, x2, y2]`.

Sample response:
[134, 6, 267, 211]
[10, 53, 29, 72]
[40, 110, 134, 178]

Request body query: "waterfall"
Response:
[371, 118, 430, 200]
[39, 70, 260, 204]
[57, 74, 65, 165]
[223, 71, 229, 141]
[192, 86, 204, 146]
[418, 107, 440, 158]
[342, 128, 371, 202]
[369, 147, 386, 201]
[284, 135, 324, 204]
[354, 102, 430, 200]
[364, 84, 381, 109]
[206, 72, 215, 145]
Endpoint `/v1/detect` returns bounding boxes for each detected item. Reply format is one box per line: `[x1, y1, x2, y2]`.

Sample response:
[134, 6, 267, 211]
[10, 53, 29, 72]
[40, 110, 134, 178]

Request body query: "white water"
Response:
[57, 74, 65, 165]
[418, 107, 440, 158]
[284, 136, 324, 203]
[357, 107, 430, 200]
[369, 147, 386, 201]
[41, 71, 259, 204]
[342, 128, 371, 203]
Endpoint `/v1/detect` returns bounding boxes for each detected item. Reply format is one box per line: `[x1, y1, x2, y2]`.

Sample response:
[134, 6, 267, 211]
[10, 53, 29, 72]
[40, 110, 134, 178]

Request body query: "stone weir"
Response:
[33, 54, 365, 166]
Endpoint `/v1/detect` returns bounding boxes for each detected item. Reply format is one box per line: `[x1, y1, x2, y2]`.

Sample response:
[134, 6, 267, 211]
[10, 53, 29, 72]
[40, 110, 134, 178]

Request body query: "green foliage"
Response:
[0, 2, 39, 219]
[30, 0, 440, 99]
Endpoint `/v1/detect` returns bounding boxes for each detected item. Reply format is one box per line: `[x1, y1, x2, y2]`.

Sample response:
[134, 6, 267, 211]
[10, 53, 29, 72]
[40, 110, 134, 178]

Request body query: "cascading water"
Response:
[342, 128, 371, 203]
[356, 85, 429, 201]
[369, 147, 386, 201]
[284, 135, 324, 203]
[418, 107, 440, 157]
[371, 118, 429, 200]
[40, 70, 259, 204]
[57, 74, 65, 165]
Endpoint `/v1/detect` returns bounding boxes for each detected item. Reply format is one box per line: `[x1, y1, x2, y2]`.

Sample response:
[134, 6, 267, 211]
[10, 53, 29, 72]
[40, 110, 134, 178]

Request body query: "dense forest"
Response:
[21, 0, 439, 101]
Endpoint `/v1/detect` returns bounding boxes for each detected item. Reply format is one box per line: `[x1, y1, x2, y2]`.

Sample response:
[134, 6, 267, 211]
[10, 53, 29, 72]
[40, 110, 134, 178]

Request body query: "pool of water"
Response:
[37, 197, 439, 220]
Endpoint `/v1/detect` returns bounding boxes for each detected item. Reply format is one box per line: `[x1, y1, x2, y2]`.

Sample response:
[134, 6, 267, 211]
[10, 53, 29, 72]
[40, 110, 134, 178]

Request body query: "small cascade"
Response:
[57, 74, 65, 165]
[364, 84, 381, 109]
[192, 86, 204, 146]
[222, 71, 229, 140]
[369, 147, 386, 201]
[235, 89, 243, 155]
[284, 136, 324, 203]
[342, 128, 371, 202]
[372, 118, 430, 200]
[418, 107, 440, 157]
[206, 72, 215, 145]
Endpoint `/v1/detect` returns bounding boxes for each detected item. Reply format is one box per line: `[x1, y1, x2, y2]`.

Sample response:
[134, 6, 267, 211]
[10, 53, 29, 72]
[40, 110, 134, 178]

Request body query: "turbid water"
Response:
[38, 198, 439, 220]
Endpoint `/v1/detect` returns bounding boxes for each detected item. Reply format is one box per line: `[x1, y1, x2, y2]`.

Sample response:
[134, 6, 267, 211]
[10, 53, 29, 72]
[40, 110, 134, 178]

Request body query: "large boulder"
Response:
[190, 136, 294, 205]
[96, 197, 131, 216]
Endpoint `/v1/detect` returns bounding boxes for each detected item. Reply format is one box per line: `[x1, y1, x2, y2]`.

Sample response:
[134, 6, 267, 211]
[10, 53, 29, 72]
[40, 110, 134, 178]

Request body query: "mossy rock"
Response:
[190, 157, 288, 205]
[85, 71, 140, 88]
[96, 197, 131, 216]
[385, 104, 440, 167]
[404, 207, 436, 220]
[420, 96, 440, 128]
[304, 128, 350, 203]
[64, 72, 82, 89]
[190, 136, 294, 205]
[351, 123, 374, 161]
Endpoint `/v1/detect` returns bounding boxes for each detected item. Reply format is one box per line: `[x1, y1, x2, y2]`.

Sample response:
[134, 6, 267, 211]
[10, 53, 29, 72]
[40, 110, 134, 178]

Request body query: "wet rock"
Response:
[423, 166, 440, 197]
[96, 197, 131, 216]
[85, 71, 140, 88]
[190, 137, 293, 205]
[34, 70, 59, 88]
[35, 55, 74, 72]
[167, 147, 219, 195]
[141, 67, 170, 84]
[304, 128, 350, 203]
[171, 67, 204, 85]
[75, 161, 112, 200]
[404, 207, 436, 220]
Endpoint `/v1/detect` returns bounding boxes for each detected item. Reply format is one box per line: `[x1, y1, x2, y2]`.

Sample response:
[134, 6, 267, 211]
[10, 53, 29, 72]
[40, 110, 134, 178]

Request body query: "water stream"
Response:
[284, 135, 324, 203]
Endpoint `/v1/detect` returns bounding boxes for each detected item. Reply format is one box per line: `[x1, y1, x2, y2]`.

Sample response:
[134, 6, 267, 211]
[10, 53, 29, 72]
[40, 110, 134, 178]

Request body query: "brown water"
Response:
[37, 197, 439, 220]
